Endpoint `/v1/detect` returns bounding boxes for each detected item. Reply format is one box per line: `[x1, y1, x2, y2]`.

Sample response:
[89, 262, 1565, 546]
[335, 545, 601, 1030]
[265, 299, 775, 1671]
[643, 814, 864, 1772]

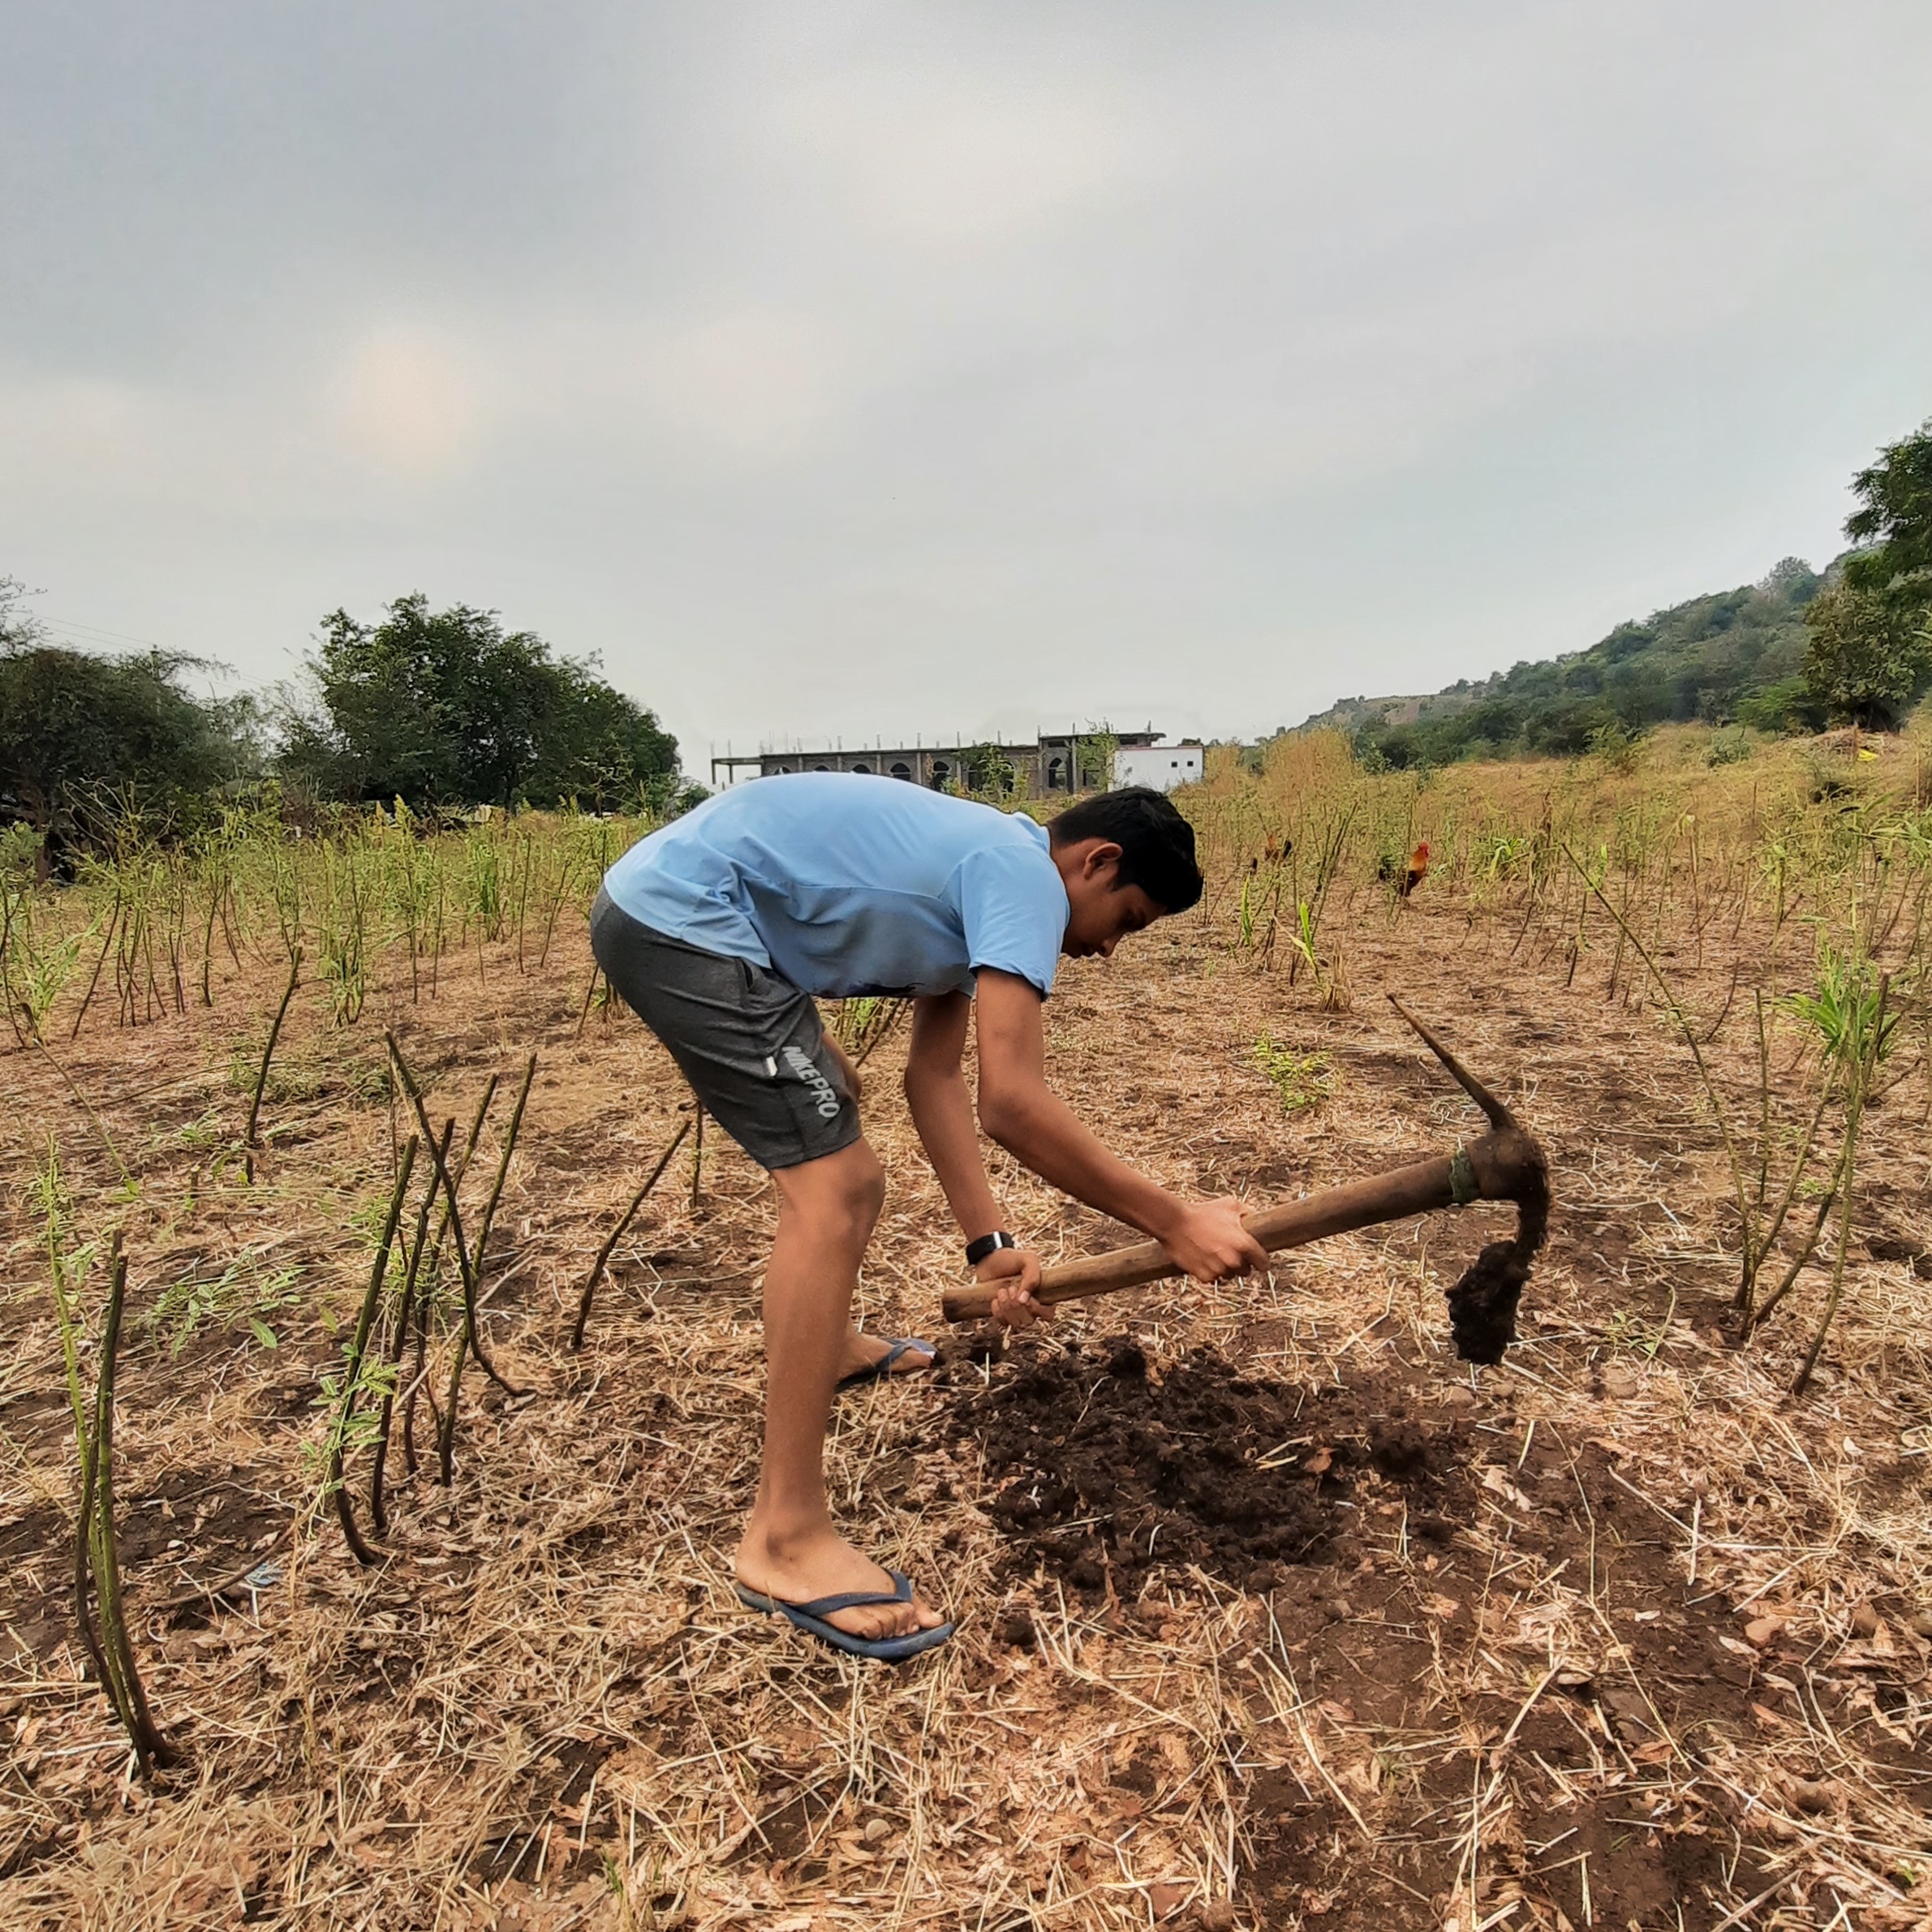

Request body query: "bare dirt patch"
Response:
[949, 1338, 1436, 1595]
[942, 1328, 1922, 1930]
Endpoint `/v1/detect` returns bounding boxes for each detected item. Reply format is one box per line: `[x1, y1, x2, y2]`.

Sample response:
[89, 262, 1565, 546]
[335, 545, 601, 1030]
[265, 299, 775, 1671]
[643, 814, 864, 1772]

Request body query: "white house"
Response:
[1112, 740, 1204, 792]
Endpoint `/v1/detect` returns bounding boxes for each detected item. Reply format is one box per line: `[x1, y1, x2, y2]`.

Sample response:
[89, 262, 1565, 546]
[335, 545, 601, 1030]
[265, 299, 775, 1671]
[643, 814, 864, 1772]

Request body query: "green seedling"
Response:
[1254, 1034, 1331, 1113]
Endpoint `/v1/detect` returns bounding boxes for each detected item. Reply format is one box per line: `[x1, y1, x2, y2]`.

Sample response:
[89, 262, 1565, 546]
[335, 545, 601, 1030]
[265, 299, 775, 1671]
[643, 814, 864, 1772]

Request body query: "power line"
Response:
[40, 613, 183, 653]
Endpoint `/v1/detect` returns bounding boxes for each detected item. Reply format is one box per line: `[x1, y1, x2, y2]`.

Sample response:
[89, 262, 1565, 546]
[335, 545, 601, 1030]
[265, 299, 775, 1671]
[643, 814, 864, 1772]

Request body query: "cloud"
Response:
[772, 61, 1139, 248]
[634, 308, 848, 462]
[0, 375, 159, 494]
[1, 1, 1929, 760]
[325, 325, 489, 483]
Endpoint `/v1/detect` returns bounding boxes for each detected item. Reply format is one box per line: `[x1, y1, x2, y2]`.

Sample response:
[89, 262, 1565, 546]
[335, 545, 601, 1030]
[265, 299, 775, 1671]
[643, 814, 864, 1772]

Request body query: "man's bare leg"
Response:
[734, 1138, 944, 1642]
[819, 1044, 932, 1385]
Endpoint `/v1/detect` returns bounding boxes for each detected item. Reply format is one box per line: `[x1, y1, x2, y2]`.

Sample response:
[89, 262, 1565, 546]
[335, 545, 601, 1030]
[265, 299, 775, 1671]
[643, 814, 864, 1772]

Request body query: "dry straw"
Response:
[2, 725, 1929, 1928]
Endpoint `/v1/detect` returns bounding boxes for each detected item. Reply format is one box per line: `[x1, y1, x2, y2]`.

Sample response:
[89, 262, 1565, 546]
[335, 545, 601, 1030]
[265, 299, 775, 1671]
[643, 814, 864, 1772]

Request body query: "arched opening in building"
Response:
[1046, 755, 1065, 790]
[890, 762, 912, 781]
[850, 762, 871, 774]
[811, 761, 829, 772]
[929, 760, 950, 790]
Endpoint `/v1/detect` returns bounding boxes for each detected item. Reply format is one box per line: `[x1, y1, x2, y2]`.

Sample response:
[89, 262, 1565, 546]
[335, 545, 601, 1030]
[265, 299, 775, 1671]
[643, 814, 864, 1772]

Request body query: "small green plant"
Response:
[147, 1253, 304, 1354]
[465, 825, 505, 944]
[1787, 940, 1899, 1082]
[1589, 718, 1644, 772]
[1254, 1033, 1331, 1113]
[1287, 900, 1350, 1010]
[0, 888, 84, 1043]
[314, 840, 372, 1025]
[1604, 1298, 1676, 1359]
[830, 995, 883, 1052]
[1761, 942, 1902, 1391]
[1233, 858, 1289, 962]
[828, 993, 907, 1065]
[1474, 831, 1533, 881]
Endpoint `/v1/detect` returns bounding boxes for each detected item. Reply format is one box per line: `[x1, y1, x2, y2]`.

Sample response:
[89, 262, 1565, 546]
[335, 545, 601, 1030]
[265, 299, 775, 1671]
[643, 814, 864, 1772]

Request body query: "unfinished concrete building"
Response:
[710, 729, 1186, 796]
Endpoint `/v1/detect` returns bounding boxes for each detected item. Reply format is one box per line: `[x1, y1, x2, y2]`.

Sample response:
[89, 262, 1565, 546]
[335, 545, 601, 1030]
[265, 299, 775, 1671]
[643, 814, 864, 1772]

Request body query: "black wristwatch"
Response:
[966, 1230, 1019, 1267]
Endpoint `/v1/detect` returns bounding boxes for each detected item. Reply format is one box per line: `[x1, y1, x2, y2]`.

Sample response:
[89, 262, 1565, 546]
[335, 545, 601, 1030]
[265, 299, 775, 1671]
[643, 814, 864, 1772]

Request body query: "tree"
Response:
[1801, 581, 1932, 731]
[961, 742, 1018, 798]
[1077, 729, 1119, 790]
[0, 578, 256, 837]
[1844, 419, 1932, 600]
[281, 594, 679, 810]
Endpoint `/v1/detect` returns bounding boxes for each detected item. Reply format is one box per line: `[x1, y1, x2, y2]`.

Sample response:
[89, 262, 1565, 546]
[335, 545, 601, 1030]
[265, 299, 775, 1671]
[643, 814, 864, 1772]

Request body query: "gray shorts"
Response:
[589, 889, 862, 1172]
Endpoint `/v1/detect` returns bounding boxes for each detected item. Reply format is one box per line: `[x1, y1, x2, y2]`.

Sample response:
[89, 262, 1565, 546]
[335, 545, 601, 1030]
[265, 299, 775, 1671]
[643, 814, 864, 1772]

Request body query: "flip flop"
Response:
[835, 1337, 936, 1391]
[735, 1568, 955, 1663]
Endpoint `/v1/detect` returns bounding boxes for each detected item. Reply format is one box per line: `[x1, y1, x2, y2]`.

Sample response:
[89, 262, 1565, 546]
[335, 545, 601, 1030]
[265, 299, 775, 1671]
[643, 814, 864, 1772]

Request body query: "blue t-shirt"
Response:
[600, 772, 1069, 999]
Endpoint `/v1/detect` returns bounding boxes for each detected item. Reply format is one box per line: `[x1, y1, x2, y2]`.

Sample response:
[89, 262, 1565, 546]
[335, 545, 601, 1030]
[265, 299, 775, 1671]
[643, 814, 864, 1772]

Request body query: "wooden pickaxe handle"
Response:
[940, 1123, 1543, 1324]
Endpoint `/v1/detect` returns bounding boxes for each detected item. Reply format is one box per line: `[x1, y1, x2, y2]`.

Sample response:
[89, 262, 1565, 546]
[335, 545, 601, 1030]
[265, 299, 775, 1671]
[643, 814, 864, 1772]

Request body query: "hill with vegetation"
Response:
[1302, 557, 1829, 769]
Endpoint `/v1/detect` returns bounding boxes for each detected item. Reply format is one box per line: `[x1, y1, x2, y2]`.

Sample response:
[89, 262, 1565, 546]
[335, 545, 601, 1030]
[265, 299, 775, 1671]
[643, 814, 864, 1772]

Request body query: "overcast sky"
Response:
[5, 3, 1930, 772]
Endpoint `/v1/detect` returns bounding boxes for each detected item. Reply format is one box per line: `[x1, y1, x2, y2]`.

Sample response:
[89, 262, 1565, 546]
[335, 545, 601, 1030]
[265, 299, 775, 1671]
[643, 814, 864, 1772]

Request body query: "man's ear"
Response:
[1082, 840, 1125, 882]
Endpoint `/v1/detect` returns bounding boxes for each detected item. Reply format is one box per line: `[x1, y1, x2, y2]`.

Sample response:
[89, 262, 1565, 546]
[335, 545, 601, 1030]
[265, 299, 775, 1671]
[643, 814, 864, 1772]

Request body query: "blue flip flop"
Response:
[735, 1568, 955, 1663]
[836, 1337, 936, 1391]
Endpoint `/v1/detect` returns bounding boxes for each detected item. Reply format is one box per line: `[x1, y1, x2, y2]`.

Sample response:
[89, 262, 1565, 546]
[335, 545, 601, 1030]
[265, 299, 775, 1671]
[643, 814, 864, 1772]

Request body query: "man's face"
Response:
[1056, 839, 1168, 958]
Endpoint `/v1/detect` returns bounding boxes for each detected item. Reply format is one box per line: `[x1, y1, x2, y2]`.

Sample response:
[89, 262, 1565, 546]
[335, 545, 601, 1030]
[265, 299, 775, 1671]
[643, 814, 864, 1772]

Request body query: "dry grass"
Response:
[4, 760, 1932, 1931]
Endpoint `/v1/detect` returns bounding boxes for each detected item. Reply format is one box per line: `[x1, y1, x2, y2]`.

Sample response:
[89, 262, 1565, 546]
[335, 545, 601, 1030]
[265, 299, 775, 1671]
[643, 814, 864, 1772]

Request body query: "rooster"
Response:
[1247, 835, 1291, 876]
[1379, 840, 1430, 897]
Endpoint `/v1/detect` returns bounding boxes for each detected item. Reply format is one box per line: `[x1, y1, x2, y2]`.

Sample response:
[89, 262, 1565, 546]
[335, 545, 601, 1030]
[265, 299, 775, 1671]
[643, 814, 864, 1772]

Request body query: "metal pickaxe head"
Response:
[1389, 996, 1551, 1364]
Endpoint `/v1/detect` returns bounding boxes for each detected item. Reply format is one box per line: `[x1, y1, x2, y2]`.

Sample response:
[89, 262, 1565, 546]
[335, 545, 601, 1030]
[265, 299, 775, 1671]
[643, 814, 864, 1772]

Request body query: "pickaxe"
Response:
[942, 998, 1550, 1364]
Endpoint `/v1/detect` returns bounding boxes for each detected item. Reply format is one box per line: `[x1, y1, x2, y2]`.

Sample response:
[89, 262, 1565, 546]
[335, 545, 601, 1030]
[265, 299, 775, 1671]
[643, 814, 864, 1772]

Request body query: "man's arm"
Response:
[902, 992, 1001, 1242]
[972, 969, 1267, 1285]
[903, 992, 1045, 1309]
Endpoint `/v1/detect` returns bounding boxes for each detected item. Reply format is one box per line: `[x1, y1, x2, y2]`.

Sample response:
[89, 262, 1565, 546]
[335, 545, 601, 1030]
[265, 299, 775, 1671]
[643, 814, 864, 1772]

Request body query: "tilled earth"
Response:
[940, 1336, 1452, 1598]
[932, 1332, 1915, 1932]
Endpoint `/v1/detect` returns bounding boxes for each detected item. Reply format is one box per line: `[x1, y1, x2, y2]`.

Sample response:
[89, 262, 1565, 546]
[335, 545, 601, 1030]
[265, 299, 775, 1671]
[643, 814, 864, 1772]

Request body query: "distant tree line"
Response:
[275, 595, 684, 812]
[1805, 421, 1932, 730]
[1, 587, 696, 853]
[0, 580, 259, 837]
[1344, 419, 1932, 770]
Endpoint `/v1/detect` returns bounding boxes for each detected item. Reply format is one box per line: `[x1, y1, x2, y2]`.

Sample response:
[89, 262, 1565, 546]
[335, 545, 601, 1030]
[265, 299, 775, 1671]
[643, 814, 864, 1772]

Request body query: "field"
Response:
[3, 729, 1931, 1932]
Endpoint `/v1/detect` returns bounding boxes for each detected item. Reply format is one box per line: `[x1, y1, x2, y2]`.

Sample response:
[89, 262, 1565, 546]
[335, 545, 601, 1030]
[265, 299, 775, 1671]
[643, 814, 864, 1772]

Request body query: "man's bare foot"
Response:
[735, 1520, 944, 1642]
[837, 1330, 934, 1383]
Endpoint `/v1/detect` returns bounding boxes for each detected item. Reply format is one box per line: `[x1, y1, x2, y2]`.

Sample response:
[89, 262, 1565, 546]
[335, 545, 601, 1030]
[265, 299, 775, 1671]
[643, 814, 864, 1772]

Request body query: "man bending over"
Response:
[591, 774, 1265, 1662]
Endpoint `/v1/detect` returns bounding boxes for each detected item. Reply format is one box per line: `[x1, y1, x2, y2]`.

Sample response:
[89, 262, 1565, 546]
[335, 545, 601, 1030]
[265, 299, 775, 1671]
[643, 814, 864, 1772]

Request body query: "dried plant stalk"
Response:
[468, 1051, 536, 1319]
[71, 1238, 176, 1774]
[66, 893, 122, 1042]
[1792, 974, 1891, 1392]
[398, 1081, 497, 1479]
[387, 1032, 524, 1398]
[570, 1119, 692, 1350]
[326, 1135, 419, 1565]
[243, 944, 303, 1181]
[371, 1119, 452, 1532]
[850, 996, 910, 1068]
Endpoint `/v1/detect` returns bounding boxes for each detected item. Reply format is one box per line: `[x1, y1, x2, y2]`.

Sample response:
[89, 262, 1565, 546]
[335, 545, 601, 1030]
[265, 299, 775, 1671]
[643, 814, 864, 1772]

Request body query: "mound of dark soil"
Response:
[1444, 1130, 1550, 1364]
[944, 1337, 1455, 1598]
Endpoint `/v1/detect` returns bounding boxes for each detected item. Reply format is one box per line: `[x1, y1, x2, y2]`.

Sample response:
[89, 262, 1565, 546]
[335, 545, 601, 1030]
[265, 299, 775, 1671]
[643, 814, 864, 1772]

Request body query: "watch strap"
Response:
[966, 1230, 1018, 1267]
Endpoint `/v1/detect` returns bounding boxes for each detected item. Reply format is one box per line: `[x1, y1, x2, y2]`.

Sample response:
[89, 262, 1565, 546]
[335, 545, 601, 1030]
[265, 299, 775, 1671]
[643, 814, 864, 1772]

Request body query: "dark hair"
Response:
[1049, 785, 1203, 914]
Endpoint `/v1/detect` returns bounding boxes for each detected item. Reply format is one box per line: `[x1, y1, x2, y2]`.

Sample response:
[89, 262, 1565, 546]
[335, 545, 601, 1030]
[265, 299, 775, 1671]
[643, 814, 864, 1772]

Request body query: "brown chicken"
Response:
[1379, 840, 1431, 896]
